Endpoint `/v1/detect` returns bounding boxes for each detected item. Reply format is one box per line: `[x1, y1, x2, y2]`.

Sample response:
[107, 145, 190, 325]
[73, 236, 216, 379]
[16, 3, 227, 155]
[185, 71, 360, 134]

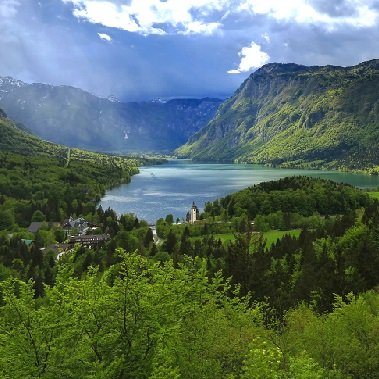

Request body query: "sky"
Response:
[1, 0, 379, 101]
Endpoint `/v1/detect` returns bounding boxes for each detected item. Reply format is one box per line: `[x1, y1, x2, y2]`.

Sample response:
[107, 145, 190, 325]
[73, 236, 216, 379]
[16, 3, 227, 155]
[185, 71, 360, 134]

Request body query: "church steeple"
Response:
[188, 201, 199, 223]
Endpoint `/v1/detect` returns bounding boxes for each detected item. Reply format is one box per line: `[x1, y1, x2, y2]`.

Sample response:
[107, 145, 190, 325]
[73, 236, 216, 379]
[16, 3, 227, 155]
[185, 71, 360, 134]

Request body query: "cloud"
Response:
[262, 32, 270, 43]
[228, 41, 270, 73]
[62, 0, 229, 35]
[1, 0, 379, 102]
[178, 21, 221, 35]
[226, 69, 241, 74]
[62, 0, 379, 36]
[0, 0, 19, 18]
[238, 0, 379, 29]
[98, 32, 112, 41]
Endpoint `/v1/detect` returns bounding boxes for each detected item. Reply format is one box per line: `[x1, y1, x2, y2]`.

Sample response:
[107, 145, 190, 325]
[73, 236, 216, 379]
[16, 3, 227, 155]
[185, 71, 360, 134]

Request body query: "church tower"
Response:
[190, 201, 199, 223]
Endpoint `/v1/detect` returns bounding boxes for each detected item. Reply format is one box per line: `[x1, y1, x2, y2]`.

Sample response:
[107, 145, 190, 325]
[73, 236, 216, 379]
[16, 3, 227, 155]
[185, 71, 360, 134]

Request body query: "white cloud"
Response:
[98, 32, 112, 41]
[0, 0, 19, 18]
[228, 41, 270, 74]
[62, 0, 379, 37]
[238, 0, 378, 29]
[178, 21, 221, 35]
[62, 0, 229, 35]
[227, 69, 241, 74]
[262, 33, 270, 43]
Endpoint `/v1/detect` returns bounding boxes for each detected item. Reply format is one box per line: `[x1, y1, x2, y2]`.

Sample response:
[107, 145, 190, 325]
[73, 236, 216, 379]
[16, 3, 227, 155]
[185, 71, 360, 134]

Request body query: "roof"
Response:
[27, 222, 43, 233]
[27, 221, 61, 233]
[21, 239, 34, 246]
[70, 234, 110, 244]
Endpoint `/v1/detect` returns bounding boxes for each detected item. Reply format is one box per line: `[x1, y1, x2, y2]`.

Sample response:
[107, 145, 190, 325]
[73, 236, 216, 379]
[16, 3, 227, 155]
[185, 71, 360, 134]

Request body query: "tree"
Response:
[0, 252, 265, 379]
[31, 210, 46, 222]
[0, 209, 15, 230]
[164, 230, 177, 255]
[165, 214, 174, 225]
[144, 228, 154, 247]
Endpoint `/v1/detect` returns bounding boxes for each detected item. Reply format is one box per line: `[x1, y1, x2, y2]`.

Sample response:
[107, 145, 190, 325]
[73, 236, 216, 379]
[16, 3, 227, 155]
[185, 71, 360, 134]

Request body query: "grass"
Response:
[190, 229, 301, 249]
[189, 232, 235, 243]
[263, 229, 301, 248]
[212, 233, 235, 242]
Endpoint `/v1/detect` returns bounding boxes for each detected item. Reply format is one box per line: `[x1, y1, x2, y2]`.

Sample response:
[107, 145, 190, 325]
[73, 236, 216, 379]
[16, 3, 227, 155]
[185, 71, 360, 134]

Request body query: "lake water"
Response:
[100, 160, 379, 223]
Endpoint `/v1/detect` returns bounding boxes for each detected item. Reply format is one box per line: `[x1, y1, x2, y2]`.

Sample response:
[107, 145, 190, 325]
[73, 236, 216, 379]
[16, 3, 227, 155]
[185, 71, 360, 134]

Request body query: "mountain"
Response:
[0, 107, 67, 157]
[177, 59, 379, 170]
[0, 108, 141, 176]
[0, 76, 222, 153]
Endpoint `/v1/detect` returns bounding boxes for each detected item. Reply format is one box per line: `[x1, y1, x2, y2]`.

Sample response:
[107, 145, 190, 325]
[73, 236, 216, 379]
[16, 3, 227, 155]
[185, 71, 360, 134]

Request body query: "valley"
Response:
[2, 1, 379, 376]
[0, 61, 378, 379]
[0, 76, 222, 153]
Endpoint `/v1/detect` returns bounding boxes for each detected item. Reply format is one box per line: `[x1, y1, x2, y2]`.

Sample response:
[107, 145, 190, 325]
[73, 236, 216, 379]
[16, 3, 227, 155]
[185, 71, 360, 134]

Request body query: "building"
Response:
[63, 217, 89, 235]
[186, 202, 199, 224]
[69, 234, 110, 247]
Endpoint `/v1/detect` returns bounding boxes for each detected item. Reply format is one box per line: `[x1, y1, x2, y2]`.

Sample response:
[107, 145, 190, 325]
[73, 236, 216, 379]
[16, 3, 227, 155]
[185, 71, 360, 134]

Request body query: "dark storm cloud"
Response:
[0, 0, 378, 100]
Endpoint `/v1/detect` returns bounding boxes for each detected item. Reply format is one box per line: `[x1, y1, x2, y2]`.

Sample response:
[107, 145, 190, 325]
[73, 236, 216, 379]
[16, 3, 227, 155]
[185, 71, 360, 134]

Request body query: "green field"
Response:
[192, 229, 301, 248]
[263, 229, 301, 248]
[368, 192, 379, 200]
[212, 233, 235, 242]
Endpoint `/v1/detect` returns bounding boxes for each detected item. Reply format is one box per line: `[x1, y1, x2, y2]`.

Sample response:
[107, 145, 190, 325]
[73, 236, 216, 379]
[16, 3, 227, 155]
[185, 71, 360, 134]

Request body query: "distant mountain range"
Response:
[0, 76, 222, 153]
[177, 59, 379, 170]
[2, 59, 378, 170]
[0, 107, 67, 157]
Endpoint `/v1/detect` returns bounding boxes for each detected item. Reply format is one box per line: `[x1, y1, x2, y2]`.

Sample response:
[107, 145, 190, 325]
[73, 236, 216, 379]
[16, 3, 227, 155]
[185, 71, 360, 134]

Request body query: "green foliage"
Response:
[156, 177, 377, 315]
[206, 176, 369, 221]
[32, 209, 46, 222]
[0, 208, 14, 230]
[368, 191, 379, 200]
[241, 338, 282, 379]
[0, 252, 263, 379]
[283, 292, 379, 379]
[0, 146, 139, 229]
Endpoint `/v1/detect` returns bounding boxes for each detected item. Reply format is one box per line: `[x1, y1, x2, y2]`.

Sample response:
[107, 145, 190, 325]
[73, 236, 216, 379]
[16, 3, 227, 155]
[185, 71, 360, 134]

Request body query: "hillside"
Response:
[177, 59, 379, 170]
[0, 76, 221, 153]
[0, 109, 140, 177]
[0, 108, 67, 157]
[0, 109, 141, 233]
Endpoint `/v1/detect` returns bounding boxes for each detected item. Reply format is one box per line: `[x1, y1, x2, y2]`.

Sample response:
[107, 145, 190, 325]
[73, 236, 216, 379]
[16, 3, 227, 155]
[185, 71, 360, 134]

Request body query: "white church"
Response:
[186, 202, 199, 224]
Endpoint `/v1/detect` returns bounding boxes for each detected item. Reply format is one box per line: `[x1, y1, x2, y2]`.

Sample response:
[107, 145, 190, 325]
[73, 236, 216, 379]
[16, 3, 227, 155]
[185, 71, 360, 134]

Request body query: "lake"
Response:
[100, 160, 379, 223]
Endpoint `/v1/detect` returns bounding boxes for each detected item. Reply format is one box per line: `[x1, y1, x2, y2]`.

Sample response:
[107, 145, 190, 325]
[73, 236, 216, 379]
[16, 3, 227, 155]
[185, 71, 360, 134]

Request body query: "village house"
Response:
[63, 216, 89, 235]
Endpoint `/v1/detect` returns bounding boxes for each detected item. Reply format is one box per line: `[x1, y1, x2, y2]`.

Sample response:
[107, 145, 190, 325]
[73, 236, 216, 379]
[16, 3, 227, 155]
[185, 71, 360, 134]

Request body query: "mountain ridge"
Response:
[0, 77, 222, 153]
[176, 59, 379, 170]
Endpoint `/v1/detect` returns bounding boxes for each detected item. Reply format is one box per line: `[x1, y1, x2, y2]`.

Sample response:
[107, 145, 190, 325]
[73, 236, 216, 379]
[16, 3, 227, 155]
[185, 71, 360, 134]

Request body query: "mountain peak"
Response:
[0, 76, 27, 88]
[253, 62, 310, 76]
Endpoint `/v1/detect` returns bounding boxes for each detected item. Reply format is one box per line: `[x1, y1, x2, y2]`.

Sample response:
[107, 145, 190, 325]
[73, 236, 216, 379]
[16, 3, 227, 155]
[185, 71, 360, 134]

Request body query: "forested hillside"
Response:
[177, 59, 379, 171]
[0, 107, 143, 221]
[0, 109, 141, 288]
